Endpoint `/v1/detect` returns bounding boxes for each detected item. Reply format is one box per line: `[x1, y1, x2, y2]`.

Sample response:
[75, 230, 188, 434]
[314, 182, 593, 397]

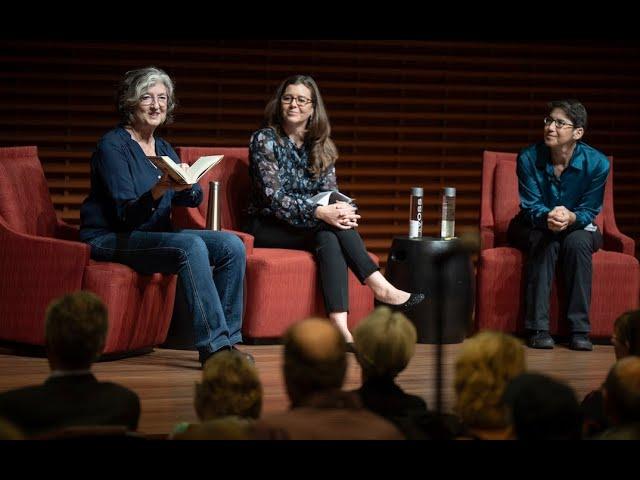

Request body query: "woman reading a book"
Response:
[244, 74, 424, 344]
[79, 66, 248, 366]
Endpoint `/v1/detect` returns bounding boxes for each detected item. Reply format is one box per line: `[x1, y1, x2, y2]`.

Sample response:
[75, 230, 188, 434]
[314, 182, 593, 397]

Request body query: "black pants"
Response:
[244, 216, 379, 313]
[507, 212, 603, 333]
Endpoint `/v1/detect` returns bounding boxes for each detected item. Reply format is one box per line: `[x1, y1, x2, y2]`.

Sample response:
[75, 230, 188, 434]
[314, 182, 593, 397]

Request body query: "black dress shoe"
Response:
[376, 292, 426, 313]
[569, 333, 593, 351]
[527, 330, 555, 349]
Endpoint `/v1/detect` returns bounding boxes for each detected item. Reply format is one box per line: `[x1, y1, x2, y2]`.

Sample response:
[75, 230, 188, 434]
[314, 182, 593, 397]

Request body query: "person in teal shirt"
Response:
[508, 99, 609, 351]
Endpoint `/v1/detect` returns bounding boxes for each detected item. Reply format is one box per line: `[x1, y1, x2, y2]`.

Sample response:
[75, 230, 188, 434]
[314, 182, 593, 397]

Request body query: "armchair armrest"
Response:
[223, 229, 254, 255]
[172, 207, 254, 255]
[0, 220, 91, 344]
[480, 226, 495, 250]
[603, 228, 635, 256]
[0, 220, 90, 291]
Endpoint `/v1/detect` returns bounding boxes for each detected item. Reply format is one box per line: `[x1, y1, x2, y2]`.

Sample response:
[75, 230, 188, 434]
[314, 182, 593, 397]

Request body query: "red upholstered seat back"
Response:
[175, 147, 250, 230]
[481, 150, 611, 248]
[0, 146, 58, 237]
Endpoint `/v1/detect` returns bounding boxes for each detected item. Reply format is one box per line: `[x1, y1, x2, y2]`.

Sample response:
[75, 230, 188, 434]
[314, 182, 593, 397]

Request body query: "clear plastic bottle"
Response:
[440, 187, 456, 239]
[408, 187, 423, 238]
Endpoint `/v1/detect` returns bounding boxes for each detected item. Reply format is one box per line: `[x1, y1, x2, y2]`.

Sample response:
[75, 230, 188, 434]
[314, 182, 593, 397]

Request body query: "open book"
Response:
[147, 155, 224, 185]
[309, 190, 355, 206]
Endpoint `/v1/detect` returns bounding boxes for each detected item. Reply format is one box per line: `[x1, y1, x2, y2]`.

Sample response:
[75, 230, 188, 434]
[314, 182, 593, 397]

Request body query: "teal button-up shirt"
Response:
[516, 141, 609, 230]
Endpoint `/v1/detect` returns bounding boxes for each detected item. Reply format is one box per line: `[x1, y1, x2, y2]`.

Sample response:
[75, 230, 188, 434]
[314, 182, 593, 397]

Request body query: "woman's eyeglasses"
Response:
[543, 116, 574, 129]
[281, 95, 313, 107]
[139, 94, 169, 106]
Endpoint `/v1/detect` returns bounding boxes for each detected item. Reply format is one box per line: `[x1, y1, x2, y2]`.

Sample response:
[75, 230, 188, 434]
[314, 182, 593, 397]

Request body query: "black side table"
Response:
[384, 236, 474, 344]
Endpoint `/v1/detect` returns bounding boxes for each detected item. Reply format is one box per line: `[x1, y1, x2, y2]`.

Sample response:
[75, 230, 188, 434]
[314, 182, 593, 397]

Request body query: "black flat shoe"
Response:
[376, 292, 426, 313]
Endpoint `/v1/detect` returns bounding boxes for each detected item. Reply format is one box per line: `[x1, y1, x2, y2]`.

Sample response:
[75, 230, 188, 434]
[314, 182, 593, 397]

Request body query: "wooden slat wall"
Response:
[2, 40, 639, 266]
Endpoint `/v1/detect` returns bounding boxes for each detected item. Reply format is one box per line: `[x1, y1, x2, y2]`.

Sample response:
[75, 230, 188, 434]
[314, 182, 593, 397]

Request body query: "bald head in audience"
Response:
[603, 356, 640, 426]
[282, 318, 347, 407]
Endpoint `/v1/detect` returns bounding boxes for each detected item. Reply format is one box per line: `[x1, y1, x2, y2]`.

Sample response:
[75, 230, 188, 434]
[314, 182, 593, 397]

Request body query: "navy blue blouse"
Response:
[516, 141, 609, 230]
[80, 126, 203, 242]
[247, 127, 337, 228]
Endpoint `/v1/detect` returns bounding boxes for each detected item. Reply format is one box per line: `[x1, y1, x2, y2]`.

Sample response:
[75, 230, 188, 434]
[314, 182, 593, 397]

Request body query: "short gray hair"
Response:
[116, 66, 176, 125]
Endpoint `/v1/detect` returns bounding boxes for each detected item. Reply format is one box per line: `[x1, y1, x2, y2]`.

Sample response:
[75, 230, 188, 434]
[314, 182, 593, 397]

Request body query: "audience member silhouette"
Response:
[171, 349, 262, 440]
[251, 318, 404, 440]
[0, 291, 140, 437]
[454, 331, 526, 440]
[352, 306, 453, 439]
[596, 356, 640, 440]
[0, 417, 24, 440]
[503, 372, 582, 440]
[581, 309, 640, 437]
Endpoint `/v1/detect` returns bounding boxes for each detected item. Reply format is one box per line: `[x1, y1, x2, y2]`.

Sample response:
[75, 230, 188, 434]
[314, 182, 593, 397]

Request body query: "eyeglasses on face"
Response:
[139, 94, 169, 106]
[281, 94, 313, 107]
[543, 116, 574, 129]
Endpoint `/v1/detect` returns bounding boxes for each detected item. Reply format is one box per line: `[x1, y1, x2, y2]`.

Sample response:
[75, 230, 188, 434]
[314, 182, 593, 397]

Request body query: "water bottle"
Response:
[440, 187, 456, 239]
[206, 181, 221, 230]
[408, 187, 423, 238]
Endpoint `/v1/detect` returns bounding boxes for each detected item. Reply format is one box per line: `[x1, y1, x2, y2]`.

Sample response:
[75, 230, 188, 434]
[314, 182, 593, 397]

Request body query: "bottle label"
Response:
[409, 195, 423, 238]
[409, 220, 422, 238]
[441, 220, 455, 239]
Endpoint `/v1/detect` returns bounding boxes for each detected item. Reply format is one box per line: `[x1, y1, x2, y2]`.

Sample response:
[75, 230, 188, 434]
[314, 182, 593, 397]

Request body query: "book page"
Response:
[310, 190, 353, 205]
[188, 155, 224, 183]
[147, 156, 189, 184]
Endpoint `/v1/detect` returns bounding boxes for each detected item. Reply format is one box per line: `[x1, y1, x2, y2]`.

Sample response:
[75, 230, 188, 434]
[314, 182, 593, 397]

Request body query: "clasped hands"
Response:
[547, 205, 576, 232]
[151, 164, 193, 200]
[315, 201, 361, 230]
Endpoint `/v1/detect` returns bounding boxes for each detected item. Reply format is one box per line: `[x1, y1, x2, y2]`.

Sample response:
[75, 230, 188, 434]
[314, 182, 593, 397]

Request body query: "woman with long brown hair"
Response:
[244, 74, 424, 344]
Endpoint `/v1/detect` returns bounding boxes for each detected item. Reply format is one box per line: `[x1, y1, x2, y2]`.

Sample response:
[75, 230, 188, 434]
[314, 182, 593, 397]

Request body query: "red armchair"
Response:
[172, 147, 377, 339]
[0, 146, 177, 355]
[476, 150, 639, 337]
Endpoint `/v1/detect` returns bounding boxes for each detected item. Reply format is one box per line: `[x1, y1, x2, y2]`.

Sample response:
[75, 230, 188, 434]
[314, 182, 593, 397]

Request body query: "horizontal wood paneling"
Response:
[2, 39, 639, 265]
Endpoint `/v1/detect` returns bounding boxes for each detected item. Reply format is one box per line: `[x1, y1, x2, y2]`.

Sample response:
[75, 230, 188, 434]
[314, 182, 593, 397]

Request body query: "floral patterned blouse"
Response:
[247, 127, 337, 228]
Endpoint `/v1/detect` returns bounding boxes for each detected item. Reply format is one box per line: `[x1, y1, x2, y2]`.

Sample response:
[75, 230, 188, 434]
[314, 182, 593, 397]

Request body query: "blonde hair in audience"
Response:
[353, 306, 416, 379]
[454, 331, 526, 429]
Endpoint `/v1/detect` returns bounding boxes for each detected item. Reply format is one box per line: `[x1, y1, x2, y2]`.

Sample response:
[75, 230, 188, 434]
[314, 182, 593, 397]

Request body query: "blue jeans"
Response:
[87, 229, 245, 361]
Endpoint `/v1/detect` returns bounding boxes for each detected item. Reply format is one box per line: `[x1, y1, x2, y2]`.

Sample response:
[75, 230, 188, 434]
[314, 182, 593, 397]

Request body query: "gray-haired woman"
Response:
[80, 66, 249, 366]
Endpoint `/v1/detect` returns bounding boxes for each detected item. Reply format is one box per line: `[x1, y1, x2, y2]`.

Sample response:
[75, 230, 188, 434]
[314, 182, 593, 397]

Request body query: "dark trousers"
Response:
[244, 216, 379, 313]
[507, 213, 602, 333]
